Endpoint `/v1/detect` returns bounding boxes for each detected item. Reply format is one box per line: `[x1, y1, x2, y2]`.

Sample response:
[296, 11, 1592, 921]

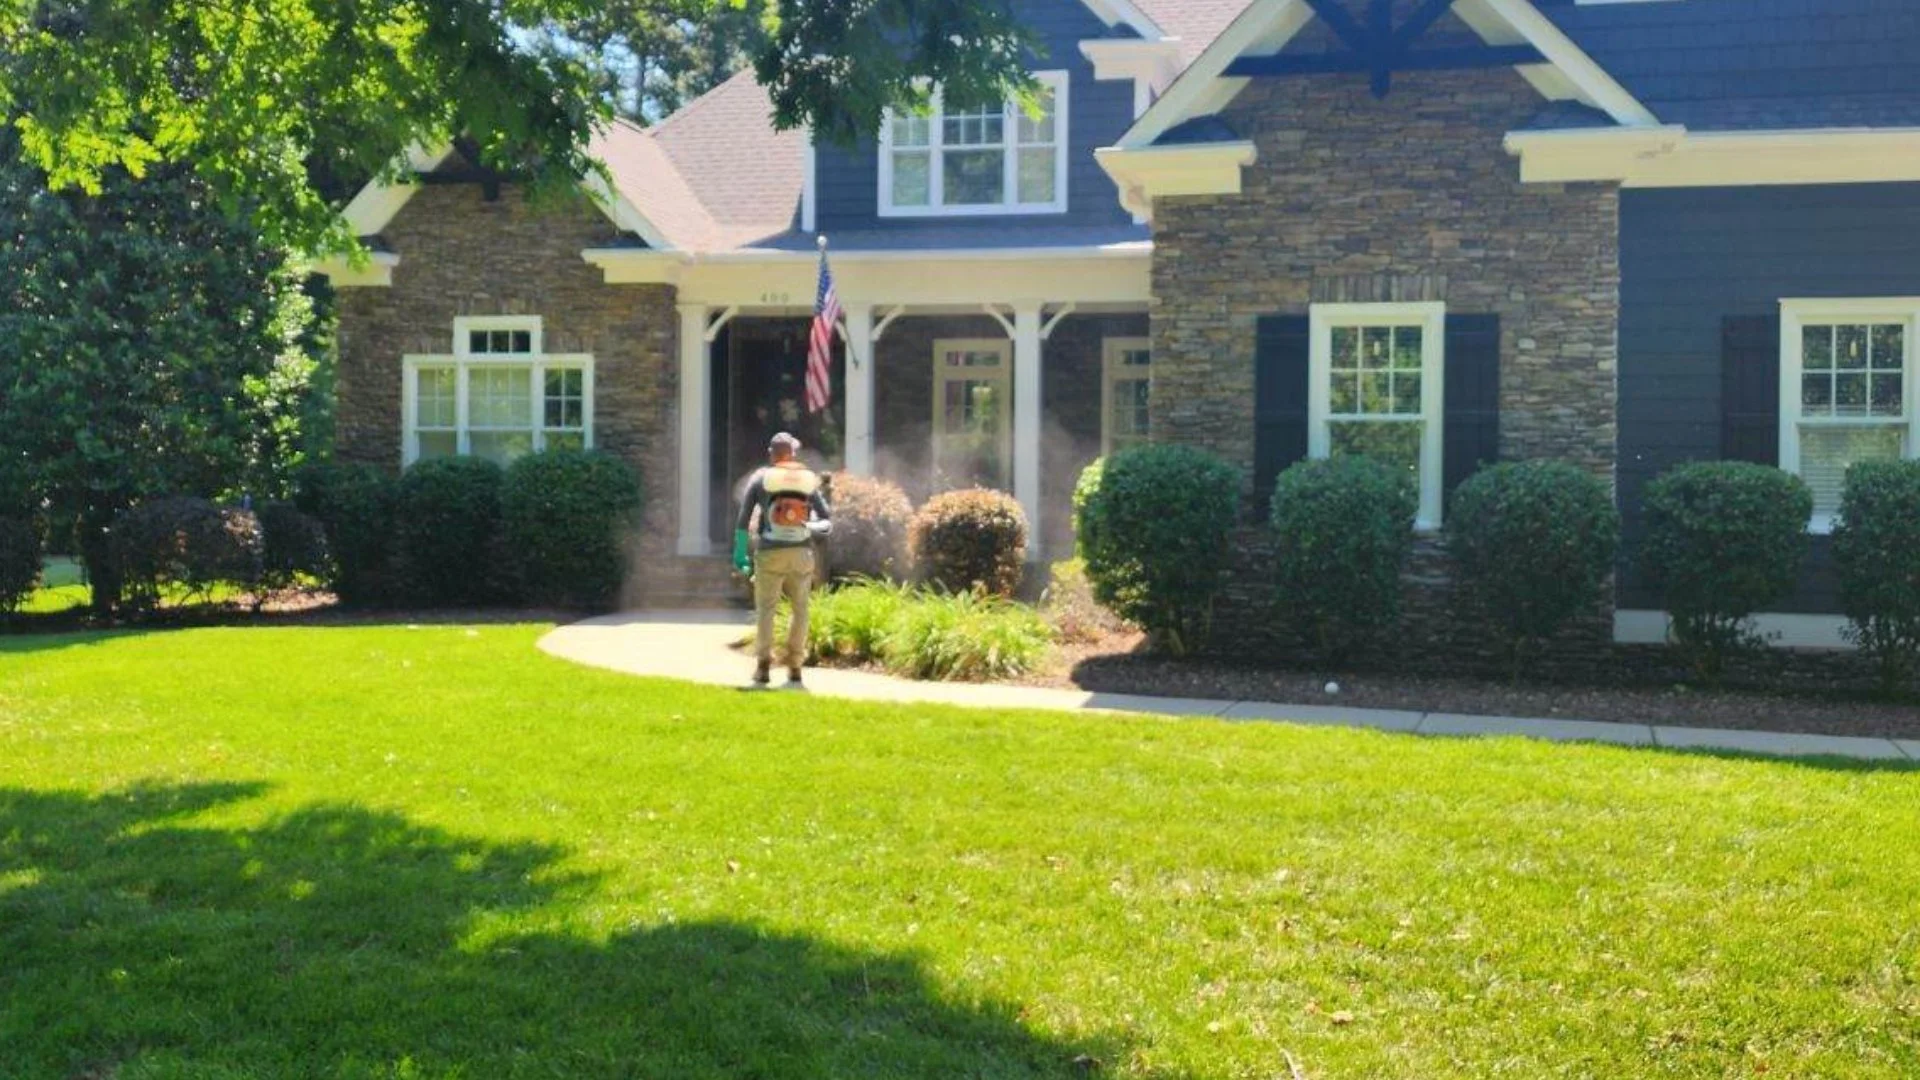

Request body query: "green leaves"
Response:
[6, 0, 1036, 254]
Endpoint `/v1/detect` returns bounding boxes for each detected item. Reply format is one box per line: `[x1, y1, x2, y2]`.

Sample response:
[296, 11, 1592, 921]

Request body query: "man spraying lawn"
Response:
[733, 433, 832, 689]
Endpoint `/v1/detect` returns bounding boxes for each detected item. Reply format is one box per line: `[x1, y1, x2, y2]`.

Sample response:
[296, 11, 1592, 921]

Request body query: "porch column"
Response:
[843, 305, 876, 476]
[676, 303, 712, 556]
[1012, 301, 1044, 551]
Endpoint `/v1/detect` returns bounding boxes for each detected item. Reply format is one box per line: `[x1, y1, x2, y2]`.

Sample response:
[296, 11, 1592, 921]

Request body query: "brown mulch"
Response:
[1020, 629, 1920, 742]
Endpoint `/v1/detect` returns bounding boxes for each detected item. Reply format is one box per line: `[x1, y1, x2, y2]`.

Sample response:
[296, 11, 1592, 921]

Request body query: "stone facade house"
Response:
[323, 0, 1920, 649]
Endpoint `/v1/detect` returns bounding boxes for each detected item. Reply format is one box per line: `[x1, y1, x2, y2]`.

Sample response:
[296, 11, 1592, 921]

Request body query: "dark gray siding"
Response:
[814, 0, 1137, 235]
[1618, 183, 1920, 612]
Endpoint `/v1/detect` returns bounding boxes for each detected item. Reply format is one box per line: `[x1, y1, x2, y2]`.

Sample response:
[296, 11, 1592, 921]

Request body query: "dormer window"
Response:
[879, 71, 1069, 217]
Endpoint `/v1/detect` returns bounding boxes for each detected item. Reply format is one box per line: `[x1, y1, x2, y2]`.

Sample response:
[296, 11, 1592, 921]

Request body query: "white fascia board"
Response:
[1121, 0, 1311, 150]
[1095, 141, 1259, 218]
[312, 251, 401, 288]
[1079, 0, 1165, 40]
[339, 144, 454, 237]
[1506, 126, 1920, 187]
[1475, 0, 1659, 127]
[1078, 38, 1183, 94]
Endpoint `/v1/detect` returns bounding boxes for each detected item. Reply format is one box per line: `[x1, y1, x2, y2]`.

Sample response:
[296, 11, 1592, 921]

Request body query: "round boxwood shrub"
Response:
[1639, 461, 1811, 682]
[501, 450, 643, 610]
[1271, 456, 1417, 664]
[111, 496, 264, 611]
[1833, 459, 1920, 693]
[824, 472, 914, 584]
[1446, 460, 1620, 681]
[296, 461, 399, 607]
[0, 515, 42, 614]
[255, 500, 329, 594]
[1074, 446, 1239, 655]
[908, 488, 1028, 597]
[397, 456, 507, 607]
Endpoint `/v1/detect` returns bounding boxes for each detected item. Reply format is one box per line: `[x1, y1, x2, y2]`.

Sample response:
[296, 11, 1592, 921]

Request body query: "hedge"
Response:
[296, 461, 399, 607]
[396, 456, 508, 607]
[501, 450, 642, 610]
[1833, 459, 1920, 693]
[1271, 456, 1417, 664]
[0, 515, 41, 613]
[909, 488, 1027, 597]
[111, 497, 263, 610]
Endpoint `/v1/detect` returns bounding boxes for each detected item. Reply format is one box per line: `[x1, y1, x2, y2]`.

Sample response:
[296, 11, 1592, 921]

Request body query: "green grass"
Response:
[1, 625, 1917, 1078]
[16, 556, 253, 616]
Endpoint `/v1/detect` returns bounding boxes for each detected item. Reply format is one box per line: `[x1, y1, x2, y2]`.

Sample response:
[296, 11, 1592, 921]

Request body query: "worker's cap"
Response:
[769, 432, 802, 453]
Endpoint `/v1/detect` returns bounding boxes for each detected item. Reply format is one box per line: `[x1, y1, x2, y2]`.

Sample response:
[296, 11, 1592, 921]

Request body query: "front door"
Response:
[932, 339, 1013, 490]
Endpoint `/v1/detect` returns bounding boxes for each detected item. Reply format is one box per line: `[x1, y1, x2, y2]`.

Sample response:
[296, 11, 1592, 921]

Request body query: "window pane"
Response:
[469, 431, 534, 466]
[511, 330, 532, 353]
[1330, 420, 1423, 488]
[469, 366, 532, 427]
[469, 330, 489, 354]
[1121, 347, 1151, 369]
[943, 149, 1005, 205]
[1391, 372, 1422, 414]
[1359, 372, 1392, 414]
[1111, 377, 1151, 450]
[1836, 372, 1869, 416]
[1017, 88, 1057, 144]
[1873, 323, 1906, 369]
[1801, 425, 1903, 519]
[545, 432, 586, 453]
[416, 431, 458, 461]
[942, 103, 1003, 146]
[1802, 373, 1833, 412]
[1331, 327, 1359, 368]
[1872, 374, 1904, 417]
[1392, 328, 1423, 370]
[1803, 326, 1834, 371]
[891, 111, 931, 147]
[1016, 147, 1056, 204]
[1330, 373, 1359, 414]
[892, 151, 932, 207]
[1837, 324, 1869, 369]
[415, 367, 456, 428]
[1360, 327, 1391, 370]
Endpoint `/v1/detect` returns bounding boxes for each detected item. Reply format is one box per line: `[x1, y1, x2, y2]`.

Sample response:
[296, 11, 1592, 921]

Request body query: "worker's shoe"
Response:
[784, 667, 806, 691]
[750, 660, 772, 689]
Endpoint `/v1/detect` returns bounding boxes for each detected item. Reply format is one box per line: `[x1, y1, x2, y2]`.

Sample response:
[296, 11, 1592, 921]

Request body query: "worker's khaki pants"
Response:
[753, 545, 815, 669]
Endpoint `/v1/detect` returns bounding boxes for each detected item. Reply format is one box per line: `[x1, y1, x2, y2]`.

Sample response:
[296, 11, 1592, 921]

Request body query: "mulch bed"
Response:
[1023, 631, 1920, 742]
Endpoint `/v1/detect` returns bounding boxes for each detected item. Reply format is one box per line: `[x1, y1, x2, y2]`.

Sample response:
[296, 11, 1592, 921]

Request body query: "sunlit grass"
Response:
[1, 624, 1916, 1078]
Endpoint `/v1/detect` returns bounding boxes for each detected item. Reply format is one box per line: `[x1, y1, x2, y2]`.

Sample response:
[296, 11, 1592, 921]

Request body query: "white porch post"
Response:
[1012, 301, 1044, 552]
[676, 303, 712, 556]
[843, 305, 876, 476]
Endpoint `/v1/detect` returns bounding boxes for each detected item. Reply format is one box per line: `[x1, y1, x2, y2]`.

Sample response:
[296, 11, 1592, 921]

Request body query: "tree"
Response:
[0, 139, 325, 612]
[529, 1, 771, 124]
[2, 0, 1036, 254]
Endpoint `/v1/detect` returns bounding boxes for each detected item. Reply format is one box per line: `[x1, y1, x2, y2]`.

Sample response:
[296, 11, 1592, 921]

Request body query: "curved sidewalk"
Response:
[539, 612, 1919, 763]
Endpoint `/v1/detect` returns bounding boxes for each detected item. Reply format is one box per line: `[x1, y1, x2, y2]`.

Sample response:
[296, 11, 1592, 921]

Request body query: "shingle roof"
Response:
[1136, 0, 1257, 65]
[1540, 0, 1920, 131]
[589, 71, 805, 253]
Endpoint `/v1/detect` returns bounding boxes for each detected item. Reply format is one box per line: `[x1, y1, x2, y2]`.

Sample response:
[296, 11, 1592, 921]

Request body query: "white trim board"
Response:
[1095, 140, 1258, 218]
[1615, 611, 1854, 651]
[1117, 0, 1658, 153]
[1506, 126, 1920, 188]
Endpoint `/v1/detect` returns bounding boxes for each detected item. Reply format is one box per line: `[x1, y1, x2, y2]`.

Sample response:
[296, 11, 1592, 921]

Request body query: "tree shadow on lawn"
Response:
[0, 782, 1138, 1079]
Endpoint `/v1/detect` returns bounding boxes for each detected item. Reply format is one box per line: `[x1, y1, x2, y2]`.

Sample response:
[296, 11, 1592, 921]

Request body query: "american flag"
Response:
[806, 240, 840, 415]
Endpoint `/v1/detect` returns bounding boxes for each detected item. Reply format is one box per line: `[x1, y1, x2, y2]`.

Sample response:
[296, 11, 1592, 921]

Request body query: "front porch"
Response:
[588, 243, 1154, 561]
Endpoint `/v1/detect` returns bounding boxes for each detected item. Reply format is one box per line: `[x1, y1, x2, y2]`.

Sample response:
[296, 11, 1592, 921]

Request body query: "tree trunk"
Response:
[78, 507, 121, 616]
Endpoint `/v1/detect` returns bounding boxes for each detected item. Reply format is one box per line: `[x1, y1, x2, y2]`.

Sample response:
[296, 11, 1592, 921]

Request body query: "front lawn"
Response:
[1, 625, 1916, 1078]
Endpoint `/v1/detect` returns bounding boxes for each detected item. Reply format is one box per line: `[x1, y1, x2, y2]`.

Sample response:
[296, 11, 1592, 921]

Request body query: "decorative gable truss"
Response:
[1094, 0, 1658, 218]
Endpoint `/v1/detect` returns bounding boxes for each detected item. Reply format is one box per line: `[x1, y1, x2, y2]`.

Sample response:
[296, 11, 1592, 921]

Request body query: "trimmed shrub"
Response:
[0, 516, 41, 614]
[1270, 456, 1417, 664]
[111, 497, 264, 611]
[909, 488, 1028, 597]
[880, 588, 1053, 681]
[255, 501, 329, 593]
[1446, 460, 1620, 681]
[1639, 461, 1812, 683]
[1833, 459, 1920, 693]
[823, 473, 914, 584]
[501, 450, 643, 610]
[296, 462, 398, 607]
[1074, 446, 1239, 655]
[396, 456, 507, 607]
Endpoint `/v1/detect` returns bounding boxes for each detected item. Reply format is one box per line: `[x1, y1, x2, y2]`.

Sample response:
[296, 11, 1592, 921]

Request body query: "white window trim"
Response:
[400, 317, 595, 467]
[1309, 302, 1448, 531]
[931, 338, 1015, 486]
[1101, 337, 1152, 457]
[877, 71, 1071, 219]
[1778, 298, 1920, 534]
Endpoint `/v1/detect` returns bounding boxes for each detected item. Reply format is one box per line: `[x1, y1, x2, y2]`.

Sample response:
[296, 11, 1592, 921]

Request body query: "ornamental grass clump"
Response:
[1833, 459, 1920, 694]
[1073, 446, 1239, 655]
[805, 578, 913, 663]
[879, 588, 1053, 682]
[1270, 456, 1417, 665]
[1446, 460, 1620, 682]
[1639, 461, 1811, 684]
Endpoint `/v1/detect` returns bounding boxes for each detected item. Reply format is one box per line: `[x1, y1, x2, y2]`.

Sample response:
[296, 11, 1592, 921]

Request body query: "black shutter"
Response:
[1722, 314, 1782, 466]
[1254, 315, 1311, 515]
[1443, 313, 1501, 502]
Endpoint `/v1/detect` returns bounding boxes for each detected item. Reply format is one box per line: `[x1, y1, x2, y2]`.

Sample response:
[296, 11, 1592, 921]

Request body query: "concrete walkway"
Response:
[539, 612, 1919, 763]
